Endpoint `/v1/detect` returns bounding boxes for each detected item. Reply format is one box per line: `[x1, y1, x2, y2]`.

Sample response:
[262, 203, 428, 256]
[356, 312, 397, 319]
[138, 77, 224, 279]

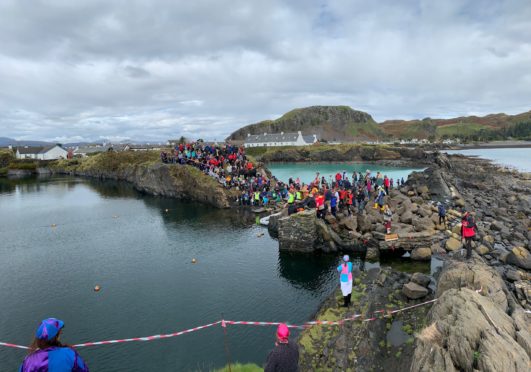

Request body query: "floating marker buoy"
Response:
[192, 258, 197, 264]
[94, 285, 101, 292]
[51, 224, 57, 228]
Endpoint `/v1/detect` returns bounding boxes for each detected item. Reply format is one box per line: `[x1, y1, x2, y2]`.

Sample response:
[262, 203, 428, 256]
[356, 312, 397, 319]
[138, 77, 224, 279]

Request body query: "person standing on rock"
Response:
[337, 255, 353, 307]
[461, 211, 477, 259]
[383, 205, 393, 234]
[437, 202, 447, 228]
[264, 323, 299, 372]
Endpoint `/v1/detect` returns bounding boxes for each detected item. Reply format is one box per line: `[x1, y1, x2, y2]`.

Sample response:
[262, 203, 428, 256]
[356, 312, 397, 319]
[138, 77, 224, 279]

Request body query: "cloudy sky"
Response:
[1, 0, 530, 142]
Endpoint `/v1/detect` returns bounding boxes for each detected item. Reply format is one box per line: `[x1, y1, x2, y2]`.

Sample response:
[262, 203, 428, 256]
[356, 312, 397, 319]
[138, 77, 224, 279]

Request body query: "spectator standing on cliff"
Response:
[461, 211, 477, 259]
[264, 323, 299, 372]
[337, 255, 353, 307]
[20, 318, 89, 372]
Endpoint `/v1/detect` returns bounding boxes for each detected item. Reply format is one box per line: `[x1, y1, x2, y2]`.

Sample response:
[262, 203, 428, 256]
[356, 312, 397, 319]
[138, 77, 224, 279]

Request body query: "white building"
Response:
[244, 131, 317, 148]
[16, 145, 68, 160]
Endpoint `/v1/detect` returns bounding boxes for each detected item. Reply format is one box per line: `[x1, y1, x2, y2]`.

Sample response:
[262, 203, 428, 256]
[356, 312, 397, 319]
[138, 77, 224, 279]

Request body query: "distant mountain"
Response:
[227, 106, 531, 143]
[227, 106, 384, 142]
[379, 110, 531, 140]
[0, 137, 53, 147]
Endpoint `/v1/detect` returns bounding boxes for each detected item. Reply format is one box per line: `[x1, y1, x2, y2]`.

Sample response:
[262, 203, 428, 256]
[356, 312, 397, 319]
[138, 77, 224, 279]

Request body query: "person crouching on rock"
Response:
[265, 323, 299, 372]
[20, 318, 89, 372]
[383, 205, 393, 234]
[461, 211, 477, 259]
[337, 255, 353, 307]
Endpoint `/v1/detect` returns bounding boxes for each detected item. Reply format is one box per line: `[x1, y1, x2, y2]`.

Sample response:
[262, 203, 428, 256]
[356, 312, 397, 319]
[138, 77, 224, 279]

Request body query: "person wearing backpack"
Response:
[461, 211, 477, 259]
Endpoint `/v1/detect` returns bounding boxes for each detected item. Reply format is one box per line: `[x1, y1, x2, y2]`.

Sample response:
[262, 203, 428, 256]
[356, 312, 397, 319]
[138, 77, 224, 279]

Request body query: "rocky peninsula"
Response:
[286, 153, 530, 371]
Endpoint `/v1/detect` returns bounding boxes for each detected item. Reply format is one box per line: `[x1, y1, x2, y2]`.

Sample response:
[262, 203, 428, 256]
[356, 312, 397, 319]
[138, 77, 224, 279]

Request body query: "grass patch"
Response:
[213, 363, 263, 372]
[8, 160, 38, 171]
[402, 324, 413, 335]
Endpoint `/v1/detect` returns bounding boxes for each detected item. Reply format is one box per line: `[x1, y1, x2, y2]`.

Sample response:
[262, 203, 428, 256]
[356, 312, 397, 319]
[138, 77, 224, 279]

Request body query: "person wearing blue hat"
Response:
[337, 255, 353, 307]
[19, 318, 89, 372]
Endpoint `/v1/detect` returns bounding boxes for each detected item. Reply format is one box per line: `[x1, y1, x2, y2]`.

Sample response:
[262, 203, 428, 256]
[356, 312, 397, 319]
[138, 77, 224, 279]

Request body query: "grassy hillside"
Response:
[229, 106, 531, 143]
[49, 150, 161, 173]
[379, 110, 531, 140]
[227, 106, 385, 142]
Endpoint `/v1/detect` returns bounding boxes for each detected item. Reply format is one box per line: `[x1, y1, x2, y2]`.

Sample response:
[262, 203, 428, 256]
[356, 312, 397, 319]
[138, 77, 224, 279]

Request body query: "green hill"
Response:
[227, 106, 531, 143]
[226, 106, 384, 142]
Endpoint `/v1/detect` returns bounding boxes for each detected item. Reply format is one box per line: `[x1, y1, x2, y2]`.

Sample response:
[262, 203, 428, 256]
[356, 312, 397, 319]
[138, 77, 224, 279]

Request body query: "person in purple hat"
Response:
[19, 318, 89, 372]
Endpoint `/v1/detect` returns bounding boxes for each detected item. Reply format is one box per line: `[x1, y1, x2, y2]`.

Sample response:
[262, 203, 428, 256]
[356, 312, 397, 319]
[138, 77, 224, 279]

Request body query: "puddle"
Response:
[387, 320, 411, 347]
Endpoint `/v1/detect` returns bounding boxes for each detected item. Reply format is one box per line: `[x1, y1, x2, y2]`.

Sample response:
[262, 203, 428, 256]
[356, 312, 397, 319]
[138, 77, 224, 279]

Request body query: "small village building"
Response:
[244, 131, 317, 148]
[74, 145, 113, 157]
[15, 145, 68, 160]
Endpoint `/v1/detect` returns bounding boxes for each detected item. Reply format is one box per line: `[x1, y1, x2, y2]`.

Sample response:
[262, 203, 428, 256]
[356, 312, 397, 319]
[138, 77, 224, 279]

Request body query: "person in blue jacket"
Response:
[20, 318, 89, 372]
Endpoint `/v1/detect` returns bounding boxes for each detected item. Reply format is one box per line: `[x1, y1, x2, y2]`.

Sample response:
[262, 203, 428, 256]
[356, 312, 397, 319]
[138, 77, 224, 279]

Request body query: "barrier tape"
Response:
[0, 287, 483, 351]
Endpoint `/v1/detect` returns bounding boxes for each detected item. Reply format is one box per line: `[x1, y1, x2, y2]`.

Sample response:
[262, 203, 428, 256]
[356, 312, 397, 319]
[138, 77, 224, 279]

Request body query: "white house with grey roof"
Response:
[16, 145, 68, 160]
[244, 131, 317, 148]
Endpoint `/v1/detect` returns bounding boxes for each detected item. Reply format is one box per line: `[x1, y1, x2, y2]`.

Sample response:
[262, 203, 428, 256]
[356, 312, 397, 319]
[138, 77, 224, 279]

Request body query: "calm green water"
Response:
[267, 162, 424, 185]
[445, 148, 531, 172]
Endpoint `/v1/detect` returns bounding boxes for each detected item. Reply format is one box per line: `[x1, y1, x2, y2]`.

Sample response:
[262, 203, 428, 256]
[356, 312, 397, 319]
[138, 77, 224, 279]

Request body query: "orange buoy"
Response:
[94, 285, 101, 292]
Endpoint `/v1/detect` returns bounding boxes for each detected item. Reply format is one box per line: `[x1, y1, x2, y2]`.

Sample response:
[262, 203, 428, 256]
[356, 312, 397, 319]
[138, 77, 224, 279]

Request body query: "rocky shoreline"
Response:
[291, 153, 530, 371]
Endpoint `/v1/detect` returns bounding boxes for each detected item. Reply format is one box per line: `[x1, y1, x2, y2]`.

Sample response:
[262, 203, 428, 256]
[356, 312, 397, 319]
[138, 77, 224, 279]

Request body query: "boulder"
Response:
[411, 247, 432, 261]
[475, 244, 489, 255]
[411, 288, 530, 372]
[365, 246, 379, 261]
[505, 269, 521, 282]
[400, 210, 413, 224]
[490, 221, 504, 231]
[436, 260, 508, 311]
[338, 215, 357, 231]
[506, 246, 531, 270]
[402, 281, 429, 299]
[483, 235, 495, 245]
[417, 185, 429, 194]
[278, 210, 317, 252]
[411, 272, 431, 287]
[412, 217, 434, 231]
[451, 223, 462, 235]
[445, 237, 462, 251]
[431, 242, 445, 254]
[454, 198, 465, 207]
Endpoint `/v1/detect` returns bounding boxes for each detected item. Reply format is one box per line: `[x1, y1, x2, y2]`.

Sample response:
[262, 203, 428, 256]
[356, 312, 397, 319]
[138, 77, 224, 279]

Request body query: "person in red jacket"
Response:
[461, 211, 477, 259]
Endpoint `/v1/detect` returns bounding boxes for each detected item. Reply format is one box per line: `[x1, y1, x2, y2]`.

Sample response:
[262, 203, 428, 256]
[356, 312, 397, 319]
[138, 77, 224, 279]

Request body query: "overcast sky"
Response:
[1, 0, 530, 142]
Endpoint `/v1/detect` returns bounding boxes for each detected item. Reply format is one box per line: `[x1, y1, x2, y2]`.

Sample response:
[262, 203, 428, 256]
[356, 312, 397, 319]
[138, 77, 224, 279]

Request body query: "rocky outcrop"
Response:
[411, 258, 531, 372]
[277, 210, 318, 252]
[257, 144, 434, 164]
[54, 162, 239, 209]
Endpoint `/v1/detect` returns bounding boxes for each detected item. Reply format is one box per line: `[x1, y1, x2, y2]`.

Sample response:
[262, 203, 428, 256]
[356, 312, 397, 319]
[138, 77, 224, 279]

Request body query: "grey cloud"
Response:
[0, 0, 530, 142]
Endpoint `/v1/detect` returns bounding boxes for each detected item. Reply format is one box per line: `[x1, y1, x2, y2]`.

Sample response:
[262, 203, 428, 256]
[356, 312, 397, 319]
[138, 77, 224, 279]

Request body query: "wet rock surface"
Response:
[298, 267, 432, 372]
